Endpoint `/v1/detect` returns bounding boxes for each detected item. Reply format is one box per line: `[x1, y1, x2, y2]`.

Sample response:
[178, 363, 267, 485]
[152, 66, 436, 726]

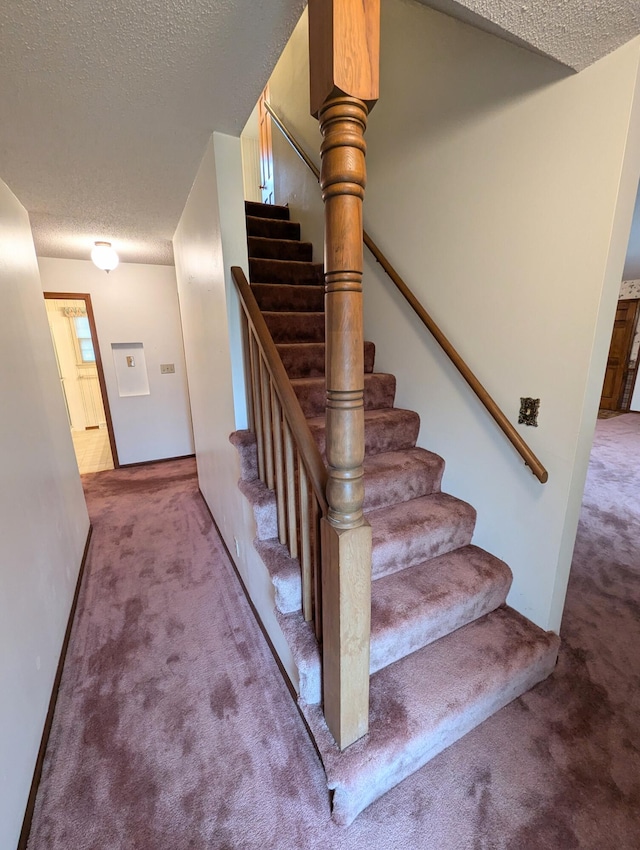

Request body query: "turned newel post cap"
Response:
[308, 0, 380, 119]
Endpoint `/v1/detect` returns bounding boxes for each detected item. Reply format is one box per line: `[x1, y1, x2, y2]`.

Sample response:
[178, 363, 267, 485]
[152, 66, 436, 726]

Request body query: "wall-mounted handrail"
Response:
[264, 101, 548, 484]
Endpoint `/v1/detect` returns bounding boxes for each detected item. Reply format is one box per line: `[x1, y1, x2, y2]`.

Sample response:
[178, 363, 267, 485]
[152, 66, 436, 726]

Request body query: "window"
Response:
[72, 316, 96, 364]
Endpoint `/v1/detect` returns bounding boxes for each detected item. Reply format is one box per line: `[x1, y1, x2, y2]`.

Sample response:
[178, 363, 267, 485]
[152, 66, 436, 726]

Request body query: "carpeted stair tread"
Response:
[276, 611, 322, 705]
[363, 447, 444, 512]
[249, 257, 324, 286]
[254, 538, 302, 615]
[237, 478, 277, 540]
[301, 604, 560, 826]
[248, 235, 313, 262]
[252, 283, 324, 313]
[292, 373, 396, 418]
[229, 429, 258, 482]
[277, 342, 376, 378]
[263, 311, 325, 343]
[369, 544, 512, 673]
[246, 215, 301, 241]
[307, 408, 421, 457]
[244, 200, 290, 220]
[271, 544, 512, 705]
[368, 492, 477, 579]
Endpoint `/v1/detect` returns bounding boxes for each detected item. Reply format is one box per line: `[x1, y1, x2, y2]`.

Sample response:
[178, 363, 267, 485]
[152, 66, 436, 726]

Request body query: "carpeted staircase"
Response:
[232, 200, 560, 825]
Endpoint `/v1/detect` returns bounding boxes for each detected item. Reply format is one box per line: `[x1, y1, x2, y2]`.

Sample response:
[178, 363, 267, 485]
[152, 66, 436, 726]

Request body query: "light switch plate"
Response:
[519, 397, 540, 427]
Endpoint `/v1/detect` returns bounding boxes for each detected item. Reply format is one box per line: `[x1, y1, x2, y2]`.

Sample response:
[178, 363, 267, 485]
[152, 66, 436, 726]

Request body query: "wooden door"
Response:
[258, 86, 275, 205]
[600, 299, 640, 410]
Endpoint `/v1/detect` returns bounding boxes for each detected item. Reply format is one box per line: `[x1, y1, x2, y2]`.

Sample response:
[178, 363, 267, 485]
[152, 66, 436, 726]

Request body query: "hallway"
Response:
[26, 419, 640, 848]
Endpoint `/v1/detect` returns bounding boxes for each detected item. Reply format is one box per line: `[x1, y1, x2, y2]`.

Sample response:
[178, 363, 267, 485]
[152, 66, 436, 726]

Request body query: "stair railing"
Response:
[232, 266, 326, 634]
[264, 100, 549, 484]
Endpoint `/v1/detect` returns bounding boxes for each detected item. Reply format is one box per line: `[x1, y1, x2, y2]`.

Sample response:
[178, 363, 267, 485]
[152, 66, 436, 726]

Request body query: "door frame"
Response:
[43, 291, 119, 468]
[623, 298, 640, 411]
[258, 84, 275, 205]
[600, 298, 640, 412]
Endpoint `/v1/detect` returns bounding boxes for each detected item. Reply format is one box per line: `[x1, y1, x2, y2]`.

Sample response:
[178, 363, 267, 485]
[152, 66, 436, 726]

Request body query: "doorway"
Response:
[599, 298, 640, 415]
[44, 292, 118, 473]
[258, 85, 275, 205]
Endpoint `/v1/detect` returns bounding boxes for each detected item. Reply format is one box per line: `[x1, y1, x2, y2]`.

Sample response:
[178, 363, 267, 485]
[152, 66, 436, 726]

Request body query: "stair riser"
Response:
[246, 216, 301, 241]
[293, 374, 396, 418]
[248, 236, 313, 262]
[370, 548, 512, 674]
[369, 495, 477, 579]
[272, 546, 512, 699]
[254, 539, 303, 616]
[309, 409, 420, 457]
[277, 342, 376, 378]
[249, 258, 324, 286]
[253, 284, 324, 313]
[245, 201, 290, 220]
[264, 312, 325, 344]
[363, 449, 444, 512]
[238, 480, 278, 540]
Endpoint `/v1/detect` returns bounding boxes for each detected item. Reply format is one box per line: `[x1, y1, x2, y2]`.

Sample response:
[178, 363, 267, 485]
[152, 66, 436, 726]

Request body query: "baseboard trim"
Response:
[198, 488, 298, 703]
[17, 525, 93, 850]
[118, 453, 195, 469]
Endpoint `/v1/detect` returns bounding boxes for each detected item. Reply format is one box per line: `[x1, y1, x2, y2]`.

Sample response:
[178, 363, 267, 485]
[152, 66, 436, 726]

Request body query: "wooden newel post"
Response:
[309, 0, 380, 750]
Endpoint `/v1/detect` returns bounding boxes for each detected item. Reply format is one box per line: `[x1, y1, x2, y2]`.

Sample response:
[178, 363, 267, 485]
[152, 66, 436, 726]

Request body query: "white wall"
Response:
[0, 179, 90, 849]
[38, 258, 194, 465]
[173, 133, 297, 686]
[265, 3, 640, 631]
[241, 102, 262, 203]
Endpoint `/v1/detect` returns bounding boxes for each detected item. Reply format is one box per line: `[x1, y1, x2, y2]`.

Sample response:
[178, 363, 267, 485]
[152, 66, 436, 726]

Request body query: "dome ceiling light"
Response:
[91, 241, 119, 273]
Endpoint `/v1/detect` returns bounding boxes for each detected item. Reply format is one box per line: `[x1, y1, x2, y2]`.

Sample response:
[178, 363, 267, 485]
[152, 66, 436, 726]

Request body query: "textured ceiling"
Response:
[1, 0, 639, 266]
[418, 0, 640, 70]
[0, 0, 305, 264]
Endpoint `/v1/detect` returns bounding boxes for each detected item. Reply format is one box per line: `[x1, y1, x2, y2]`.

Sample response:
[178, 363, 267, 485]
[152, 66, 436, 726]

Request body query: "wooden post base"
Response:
[321, 517, 372, 749]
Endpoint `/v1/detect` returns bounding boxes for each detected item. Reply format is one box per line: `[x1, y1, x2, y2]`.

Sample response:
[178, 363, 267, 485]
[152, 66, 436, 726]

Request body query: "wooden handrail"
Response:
[231, 266, 329, 511]
[265, 102, 320, 182]
[263, 103, 548, 484]
[362, 236, 548, 484]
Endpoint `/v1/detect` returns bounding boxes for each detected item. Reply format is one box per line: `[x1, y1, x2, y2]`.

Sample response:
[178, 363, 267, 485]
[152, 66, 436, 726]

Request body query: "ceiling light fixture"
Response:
[91, 241, 119, 273]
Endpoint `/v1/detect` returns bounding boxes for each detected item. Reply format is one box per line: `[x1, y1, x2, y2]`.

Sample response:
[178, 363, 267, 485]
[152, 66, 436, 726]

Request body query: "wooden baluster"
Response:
[299, 460, 313, 621]
[309, 0, 379, 749]
[284, 421, 298, 560]
[271, 385, 287, 546]
[249, 334, 265, 482]
[259, 358, 275, 490]
[241, 309, 255, 432]
[311, 495, 322, 640]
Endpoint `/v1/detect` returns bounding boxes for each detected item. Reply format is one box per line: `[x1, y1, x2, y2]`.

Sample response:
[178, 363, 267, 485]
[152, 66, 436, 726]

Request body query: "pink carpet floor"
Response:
[26, 414, 640, 848]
